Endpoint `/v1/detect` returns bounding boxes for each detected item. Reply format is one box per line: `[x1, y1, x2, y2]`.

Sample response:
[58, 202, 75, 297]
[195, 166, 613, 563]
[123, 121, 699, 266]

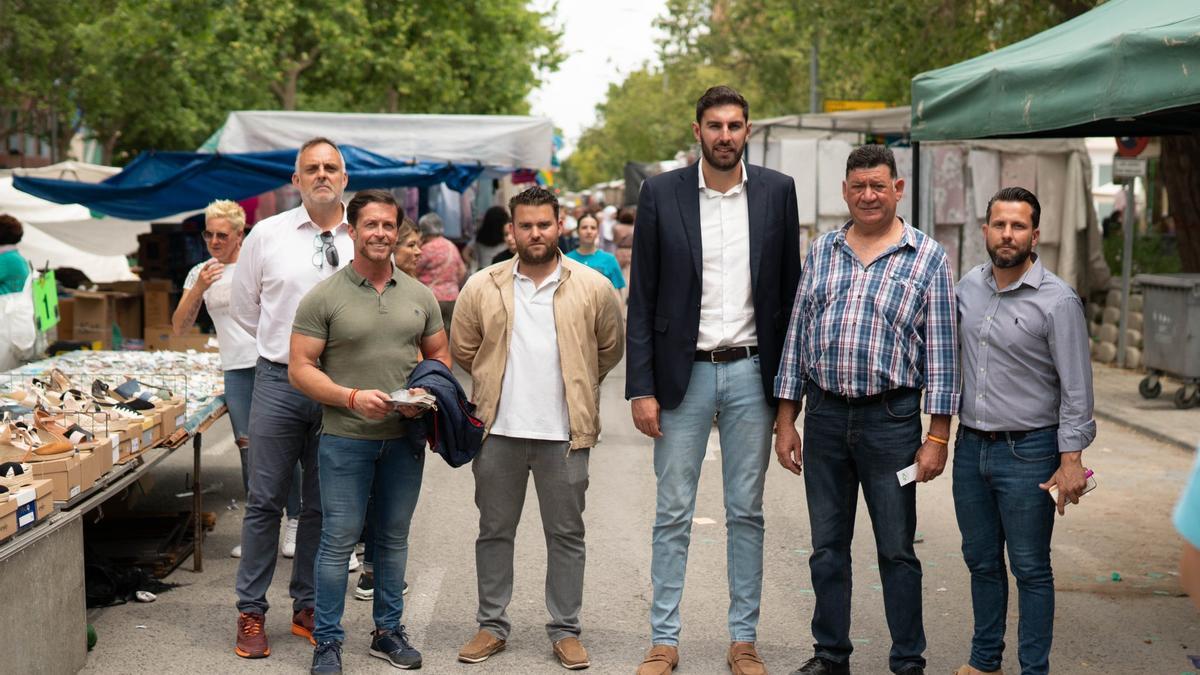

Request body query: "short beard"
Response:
[987, 244, 1032, 269]
[517, 243, 558, 266]
[701, 139, 743, 171]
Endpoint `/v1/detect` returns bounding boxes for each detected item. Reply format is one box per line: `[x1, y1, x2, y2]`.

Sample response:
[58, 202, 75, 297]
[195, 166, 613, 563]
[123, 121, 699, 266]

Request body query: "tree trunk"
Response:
[1163, 134, 1200, 272]
[386, 86, 399, 113]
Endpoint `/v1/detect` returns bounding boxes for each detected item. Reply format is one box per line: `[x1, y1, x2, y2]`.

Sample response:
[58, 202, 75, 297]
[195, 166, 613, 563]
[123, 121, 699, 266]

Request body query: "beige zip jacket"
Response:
[450, 255, 625, 450]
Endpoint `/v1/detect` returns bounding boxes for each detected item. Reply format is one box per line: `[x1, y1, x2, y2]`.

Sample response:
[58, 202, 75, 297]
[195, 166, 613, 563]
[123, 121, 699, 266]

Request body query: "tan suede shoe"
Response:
[728, 642, 767, 675]
[636, 645, 679, 675]
[553, 636, 591, 670]
[458, 629, 506, 663]
[954, 665, 1002, 675]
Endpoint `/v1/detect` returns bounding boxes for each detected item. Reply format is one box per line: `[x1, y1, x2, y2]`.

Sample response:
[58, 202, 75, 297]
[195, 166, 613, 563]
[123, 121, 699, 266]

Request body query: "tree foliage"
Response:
[1, 0, 562, 164]
[563, 0, 1101, 188]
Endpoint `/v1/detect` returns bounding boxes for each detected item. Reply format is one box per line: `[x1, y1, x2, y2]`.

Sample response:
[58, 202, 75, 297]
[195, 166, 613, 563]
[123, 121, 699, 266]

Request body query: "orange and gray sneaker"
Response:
[235, 612, 270, 658]
[292, 607, 317, 646]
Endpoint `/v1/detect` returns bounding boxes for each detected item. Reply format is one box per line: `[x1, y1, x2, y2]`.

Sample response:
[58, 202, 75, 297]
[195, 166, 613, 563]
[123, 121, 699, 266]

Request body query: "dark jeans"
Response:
[953, 427, 1059, 675]
[802, 383, 925, 673]
[235, 358, 323, 615]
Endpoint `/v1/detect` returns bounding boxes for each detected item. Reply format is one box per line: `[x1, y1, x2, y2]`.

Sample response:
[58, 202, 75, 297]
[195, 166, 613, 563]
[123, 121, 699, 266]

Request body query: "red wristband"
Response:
[348, 388, 360, 410]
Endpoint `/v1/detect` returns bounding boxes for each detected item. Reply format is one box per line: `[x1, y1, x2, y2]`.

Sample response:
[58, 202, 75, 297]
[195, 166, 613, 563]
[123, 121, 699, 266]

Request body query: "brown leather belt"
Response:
[695, 346, 758, 363]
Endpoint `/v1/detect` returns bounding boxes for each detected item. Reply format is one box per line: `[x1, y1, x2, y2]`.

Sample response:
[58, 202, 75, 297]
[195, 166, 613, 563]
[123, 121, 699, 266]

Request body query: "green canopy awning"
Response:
[911, 0, 1200, 140]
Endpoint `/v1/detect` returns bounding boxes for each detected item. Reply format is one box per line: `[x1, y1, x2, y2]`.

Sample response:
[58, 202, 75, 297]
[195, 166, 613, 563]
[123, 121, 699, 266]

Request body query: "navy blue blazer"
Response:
[625, 161, 802, 410]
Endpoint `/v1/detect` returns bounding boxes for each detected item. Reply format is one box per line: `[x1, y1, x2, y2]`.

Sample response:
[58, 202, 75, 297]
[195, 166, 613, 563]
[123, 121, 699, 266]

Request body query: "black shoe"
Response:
[403, 580, 409, 595]
[793, 656, 850, 675]
[311, 641, 343, 674]
[354, 572, 374, 601]
[895, 667, 924, 675]
[370, 625, 422, 669]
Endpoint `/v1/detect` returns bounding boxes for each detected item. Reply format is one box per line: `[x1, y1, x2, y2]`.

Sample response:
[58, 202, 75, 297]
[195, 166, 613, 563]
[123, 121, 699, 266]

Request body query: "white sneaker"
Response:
[282, 517, 299, 558]
[230, 545, 242, 558]
[348, 551, 360, 572]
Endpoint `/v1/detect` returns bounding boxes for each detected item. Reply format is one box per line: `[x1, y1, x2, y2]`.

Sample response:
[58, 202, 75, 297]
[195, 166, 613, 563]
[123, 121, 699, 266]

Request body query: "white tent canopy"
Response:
[210, 111, 554, 169]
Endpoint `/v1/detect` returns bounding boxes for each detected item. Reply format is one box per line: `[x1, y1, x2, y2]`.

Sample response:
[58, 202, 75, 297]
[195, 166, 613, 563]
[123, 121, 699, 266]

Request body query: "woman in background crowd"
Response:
[415, 213, 467, 335]
[567, 213, 625, 291]
[466, 205, 509, 272]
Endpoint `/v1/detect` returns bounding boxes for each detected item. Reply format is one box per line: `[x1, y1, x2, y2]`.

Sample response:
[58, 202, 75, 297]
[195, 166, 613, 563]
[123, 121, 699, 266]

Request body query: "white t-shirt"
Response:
[184, 259, 258, 370]
[489, 262, 570, 441]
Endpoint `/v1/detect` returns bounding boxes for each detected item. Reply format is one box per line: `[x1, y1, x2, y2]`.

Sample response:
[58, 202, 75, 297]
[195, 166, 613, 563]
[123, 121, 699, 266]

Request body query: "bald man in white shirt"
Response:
[229, 137, 354, 660]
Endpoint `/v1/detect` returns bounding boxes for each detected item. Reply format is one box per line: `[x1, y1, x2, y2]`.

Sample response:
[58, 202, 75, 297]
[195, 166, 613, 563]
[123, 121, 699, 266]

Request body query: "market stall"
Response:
[0, 350, 225, 673]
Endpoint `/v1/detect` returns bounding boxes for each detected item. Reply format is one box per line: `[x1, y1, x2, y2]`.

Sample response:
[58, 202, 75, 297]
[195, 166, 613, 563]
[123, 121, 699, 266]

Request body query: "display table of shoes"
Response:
[0, 350, 227, 541]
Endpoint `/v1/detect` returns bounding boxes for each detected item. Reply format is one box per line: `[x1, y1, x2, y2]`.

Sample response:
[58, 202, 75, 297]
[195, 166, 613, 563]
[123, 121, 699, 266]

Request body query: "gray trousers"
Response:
[235, 357, 323, 614]
[472, 434, 589, 642]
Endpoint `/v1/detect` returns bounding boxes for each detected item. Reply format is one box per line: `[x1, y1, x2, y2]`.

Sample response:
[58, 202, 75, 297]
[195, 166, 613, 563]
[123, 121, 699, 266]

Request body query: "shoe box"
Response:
[143, 325, 219, 353]
[157, 397, 187, 441]
[0, 479, 55, 538]
[31, 453, 82, 502]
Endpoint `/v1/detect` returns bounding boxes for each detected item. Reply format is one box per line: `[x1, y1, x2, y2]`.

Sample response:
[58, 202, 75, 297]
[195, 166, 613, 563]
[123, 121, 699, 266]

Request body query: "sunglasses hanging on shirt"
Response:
[312, 230, 340, 269]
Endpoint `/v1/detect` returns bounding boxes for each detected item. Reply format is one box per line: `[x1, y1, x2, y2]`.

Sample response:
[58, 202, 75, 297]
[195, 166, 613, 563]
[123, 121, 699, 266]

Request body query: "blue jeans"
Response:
[802, 383, 925, 673]
[953, 427, 1059, 675]
[651, 357, 773, 645]
[314, 433, 425, 643]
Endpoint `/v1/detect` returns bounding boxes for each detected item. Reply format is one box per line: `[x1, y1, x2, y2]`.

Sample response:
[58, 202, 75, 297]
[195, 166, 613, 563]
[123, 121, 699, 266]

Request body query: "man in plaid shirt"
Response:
[773, 145, 960, 675]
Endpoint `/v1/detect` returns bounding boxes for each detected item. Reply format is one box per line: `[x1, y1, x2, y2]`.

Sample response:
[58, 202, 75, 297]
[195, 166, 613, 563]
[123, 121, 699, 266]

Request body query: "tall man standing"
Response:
[952, 187, 1094, 675]
[230, 137, 354, 659]
[451, 186, 624, 671]
[774, 145, 959, 675]
[290, 190, 450, 673]
[627, 85, 802, 675]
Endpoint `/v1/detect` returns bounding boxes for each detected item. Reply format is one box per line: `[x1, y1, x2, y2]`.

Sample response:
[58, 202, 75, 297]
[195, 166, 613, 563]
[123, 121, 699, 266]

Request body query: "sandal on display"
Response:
[93, 380, 155, 412]
[48, 368, 74, 393]
[115, 380, 164, 408]
[1, 416, 74, 461]
[35, 408, 96, 446]
[0, 460, 34, 489]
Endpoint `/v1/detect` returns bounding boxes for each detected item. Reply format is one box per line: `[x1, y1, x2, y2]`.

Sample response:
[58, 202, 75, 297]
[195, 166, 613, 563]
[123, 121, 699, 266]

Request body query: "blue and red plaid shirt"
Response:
[774, 220, 960, 415]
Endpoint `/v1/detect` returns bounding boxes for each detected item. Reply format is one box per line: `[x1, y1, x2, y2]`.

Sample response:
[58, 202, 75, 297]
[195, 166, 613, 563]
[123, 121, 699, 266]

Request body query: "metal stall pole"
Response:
[193, 432, 203, 572]
[912, 141, 921, 230]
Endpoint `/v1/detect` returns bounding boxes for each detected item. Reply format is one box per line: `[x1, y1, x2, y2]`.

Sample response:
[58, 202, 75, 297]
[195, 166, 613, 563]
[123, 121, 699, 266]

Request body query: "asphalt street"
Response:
[81, 361, 1200, 674]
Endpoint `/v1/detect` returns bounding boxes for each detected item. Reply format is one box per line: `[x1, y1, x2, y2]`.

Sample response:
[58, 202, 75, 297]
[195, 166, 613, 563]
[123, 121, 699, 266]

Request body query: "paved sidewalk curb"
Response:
[1094, 406, 1194, 452]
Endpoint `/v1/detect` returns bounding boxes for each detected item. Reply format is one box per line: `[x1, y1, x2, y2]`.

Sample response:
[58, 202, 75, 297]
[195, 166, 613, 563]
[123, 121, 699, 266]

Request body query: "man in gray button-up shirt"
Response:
[952, 186, 1095, 675]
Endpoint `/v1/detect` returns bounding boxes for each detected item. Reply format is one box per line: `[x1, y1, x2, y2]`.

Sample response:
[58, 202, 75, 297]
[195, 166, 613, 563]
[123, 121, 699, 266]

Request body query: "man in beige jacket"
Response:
[451, 186, 624, 671]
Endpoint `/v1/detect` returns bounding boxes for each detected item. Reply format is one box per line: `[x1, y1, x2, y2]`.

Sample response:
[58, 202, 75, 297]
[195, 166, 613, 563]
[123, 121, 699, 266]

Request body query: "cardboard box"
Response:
[57, 297, 75, 340]
[143, 324, 219, 353]
[73, 290, 143, 347]
[91, 436, 115, 476]
[158, 398, 186, 439]
[143, 279, 173, 329]
[14, 479, 54, 529]
[32, 454, 82, 502]
[78, 450, 101, 490]
[0, 494, 17, 540]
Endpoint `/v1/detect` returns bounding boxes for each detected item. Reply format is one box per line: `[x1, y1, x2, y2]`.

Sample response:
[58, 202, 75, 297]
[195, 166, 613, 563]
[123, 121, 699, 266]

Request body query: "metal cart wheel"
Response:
[1139, 375, 1162, 399]
[1175, 385, 1199, 409]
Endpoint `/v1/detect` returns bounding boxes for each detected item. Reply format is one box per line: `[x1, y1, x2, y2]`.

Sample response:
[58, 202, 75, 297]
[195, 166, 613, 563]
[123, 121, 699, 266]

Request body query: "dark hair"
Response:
[616, 207, 635, 225]
[346, 189, 398, 227]
[986, 186, 1041, 229]
[696, 85, 749, 123]
[845, 144, 897, 179]
[0, 214, 22, 245]
[476, 205, 509, 246]
[508, 186, 560, 221]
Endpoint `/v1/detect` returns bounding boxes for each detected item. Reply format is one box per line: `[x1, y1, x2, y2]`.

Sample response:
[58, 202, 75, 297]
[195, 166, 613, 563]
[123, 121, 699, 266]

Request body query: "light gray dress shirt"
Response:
[956, 257, 1096, 453]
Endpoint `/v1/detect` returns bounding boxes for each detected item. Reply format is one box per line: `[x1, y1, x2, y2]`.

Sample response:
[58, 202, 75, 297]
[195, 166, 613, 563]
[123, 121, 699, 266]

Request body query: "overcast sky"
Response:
[527, 0, 669, 156]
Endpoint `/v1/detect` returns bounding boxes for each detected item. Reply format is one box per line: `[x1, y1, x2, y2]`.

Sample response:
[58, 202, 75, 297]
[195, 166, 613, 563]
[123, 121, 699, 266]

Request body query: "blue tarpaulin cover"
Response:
[12, 145, 485, 220]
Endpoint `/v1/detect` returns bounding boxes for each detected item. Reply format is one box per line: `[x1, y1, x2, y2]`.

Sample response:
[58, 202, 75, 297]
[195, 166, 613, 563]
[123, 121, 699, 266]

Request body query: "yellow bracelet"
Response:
[926, 434, 949, 445]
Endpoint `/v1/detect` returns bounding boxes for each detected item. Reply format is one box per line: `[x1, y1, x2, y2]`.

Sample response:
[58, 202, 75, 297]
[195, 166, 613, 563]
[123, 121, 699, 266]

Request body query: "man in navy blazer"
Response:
[627, 85, 801, 675]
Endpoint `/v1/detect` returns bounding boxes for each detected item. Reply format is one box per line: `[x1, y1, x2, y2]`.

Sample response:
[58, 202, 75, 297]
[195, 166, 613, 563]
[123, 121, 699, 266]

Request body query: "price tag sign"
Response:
[32, 269, 59, 331]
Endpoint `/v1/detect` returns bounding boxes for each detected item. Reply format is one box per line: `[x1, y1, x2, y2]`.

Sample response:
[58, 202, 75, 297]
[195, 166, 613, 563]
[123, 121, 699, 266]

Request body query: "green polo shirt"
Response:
[292, 263, 443, 439]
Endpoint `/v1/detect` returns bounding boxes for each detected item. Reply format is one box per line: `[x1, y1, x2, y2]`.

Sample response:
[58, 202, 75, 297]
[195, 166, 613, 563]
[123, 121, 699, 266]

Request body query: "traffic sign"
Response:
[1115, 137, 1149, 157]
[1112, 156, 1147, 179]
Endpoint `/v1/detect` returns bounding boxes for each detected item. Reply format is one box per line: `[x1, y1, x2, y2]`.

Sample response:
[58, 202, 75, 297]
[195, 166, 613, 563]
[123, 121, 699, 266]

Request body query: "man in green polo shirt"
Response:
[290, 189, 450, 674]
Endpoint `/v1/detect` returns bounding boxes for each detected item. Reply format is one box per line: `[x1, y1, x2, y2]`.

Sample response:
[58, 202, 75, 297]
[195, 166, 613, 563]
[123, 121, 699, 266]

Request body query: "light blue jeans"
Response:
[313, 433, 425, 643]
[650, 357, 773, 645]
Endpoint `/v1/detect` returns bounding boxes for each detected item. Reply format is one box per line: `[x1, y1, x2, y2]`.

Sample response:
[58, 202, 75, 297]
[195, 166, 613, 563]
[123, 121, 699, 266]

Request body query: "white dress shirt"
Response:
[230, 204, 353, 364]
[489, 261, 570, 441]
[696, 159, 756, 351]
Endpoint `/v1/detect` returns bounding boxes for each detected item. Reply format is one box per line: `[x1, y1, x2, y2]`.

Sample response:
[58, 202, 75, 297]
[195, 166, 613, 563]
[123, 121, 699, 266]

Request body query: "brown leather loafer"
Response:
[636, 645, 679, 675]
[553, 636, 591, 670]
[728, 641, 766, 675]
[458, 629, 506, 663]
